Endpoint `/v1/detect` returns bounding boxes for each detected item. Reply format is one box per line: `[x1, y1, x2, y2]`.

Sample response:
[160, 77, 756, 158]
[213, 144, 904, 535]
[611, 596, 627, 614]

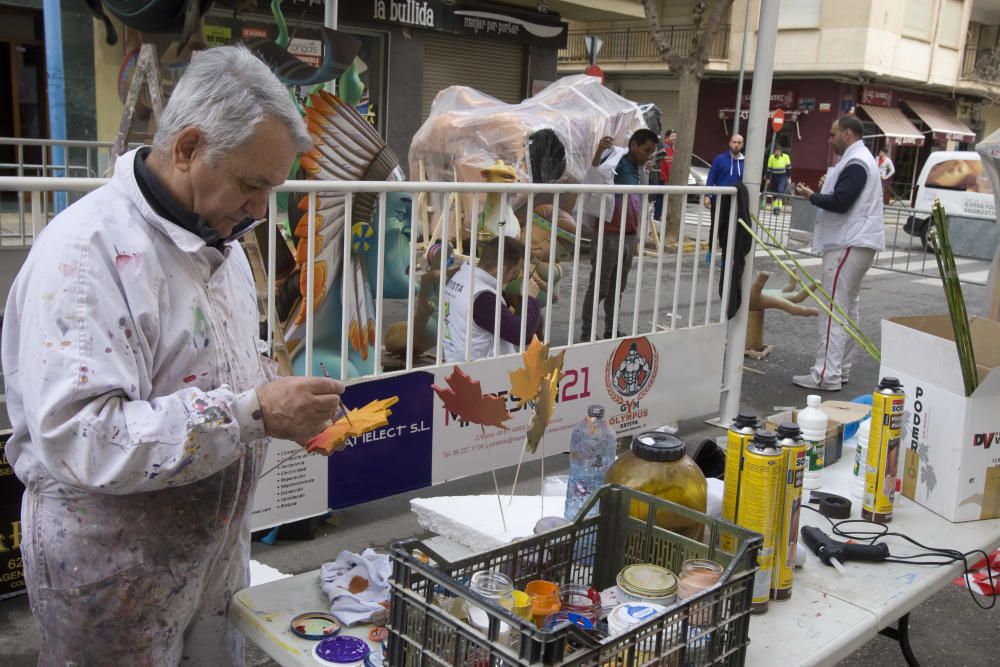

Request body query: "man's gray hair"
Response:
[153, 45, 312, 162]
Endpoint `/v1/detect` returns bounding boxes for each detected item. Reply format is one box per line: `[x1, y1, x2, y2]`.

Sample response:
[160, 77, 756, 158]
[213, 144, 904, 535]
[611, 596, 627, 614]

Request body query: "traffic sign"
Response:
[772, 108, 785, 133]
[584, 64, 605, 83]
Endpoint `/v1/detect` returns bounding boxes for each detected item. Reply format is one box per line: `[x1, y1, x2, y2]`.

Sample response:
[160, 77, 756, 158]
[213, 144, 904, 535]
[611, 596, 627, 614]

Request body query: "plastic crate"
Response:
[387, 484, 762, 666]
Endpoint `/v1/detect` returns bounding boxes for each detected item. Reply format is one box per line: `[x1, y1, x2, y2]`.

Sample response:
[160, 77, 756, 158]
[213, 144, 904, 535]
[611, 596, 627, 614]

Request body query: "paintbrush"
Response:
[319, 360, 354, 426]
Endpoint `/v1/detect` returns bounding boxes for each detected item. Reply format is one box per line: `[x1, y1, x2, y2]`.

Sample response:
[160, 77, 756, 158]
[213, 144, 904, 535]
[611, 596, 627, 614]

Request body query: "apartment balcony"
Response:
[961, 43, 1000, 86]
[558, 25, 730, 67]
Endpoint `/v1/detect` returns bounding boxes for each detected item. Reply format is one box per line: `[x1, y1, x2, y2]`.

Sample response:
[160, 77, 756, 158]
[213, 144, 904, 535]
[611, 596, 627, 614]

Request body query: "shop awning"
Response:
[903, 100, 976, 143]
[857, 105, 925, 146]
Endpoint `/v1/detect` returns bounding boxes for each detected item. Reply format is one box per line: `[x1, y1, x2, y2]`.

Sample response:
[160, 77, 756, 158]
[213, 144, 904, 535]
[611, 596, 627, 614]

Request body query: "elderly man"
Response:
[794, 115, 884, 391]
[1, 46, 345, 663]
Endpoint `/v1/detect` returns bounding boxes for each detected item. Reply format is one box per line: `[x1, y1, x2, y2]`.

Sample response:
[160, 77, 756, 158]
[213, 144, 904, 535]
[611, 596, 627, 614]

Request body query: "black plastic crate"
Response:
[387, 484, 762, 666]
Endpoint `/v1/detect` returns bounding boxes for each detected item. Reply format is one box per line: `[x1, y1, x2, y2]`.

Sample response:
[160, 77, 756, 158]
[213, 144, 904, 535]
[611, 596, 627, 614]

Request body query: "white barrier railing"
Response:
[0, 176, 743, 425]
[0, 138, 141, 246]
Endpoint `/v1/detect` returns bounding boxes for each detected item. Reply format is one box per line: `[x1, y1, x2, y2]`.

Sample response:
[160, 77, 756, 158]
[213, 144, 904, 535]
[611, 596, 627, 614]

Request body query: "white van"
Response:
[904, 151, 996, 247]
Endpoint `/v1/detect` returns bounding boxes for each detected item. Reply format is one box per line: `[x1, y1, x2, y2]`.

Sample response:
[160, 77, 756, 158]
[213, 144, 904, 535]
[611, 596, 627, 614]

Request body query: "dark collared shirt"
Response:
[133, 148, 258, 249]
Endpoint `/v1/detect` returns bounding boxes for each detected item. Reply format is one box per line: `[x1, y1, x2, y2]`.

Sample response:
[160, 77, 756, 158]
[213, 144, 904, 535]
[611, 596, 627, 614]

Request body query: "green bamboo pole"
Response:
[929, 200, 978, 396]
[738, 218, 881, 362]
[749, 214, 879, 354]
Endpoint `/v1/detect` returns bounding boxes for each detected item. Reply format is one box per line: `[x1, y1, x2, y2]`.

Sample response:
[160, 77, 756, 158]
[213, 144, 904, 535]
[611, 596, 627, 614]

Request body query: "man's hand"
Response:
[526, 276, 540, 299]
[703, 195, 712, 209]
[818, 174, 826, 189]
[255, 376, 345, 443]
[795, 182, 814, 198]
[592, 136, 613, 167]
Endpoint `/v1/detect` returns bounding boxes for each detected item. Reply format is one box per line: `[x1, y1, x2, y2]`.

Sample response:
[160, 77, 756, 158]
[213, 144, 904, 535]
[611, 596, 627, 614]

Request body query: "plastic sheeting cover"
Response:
[409, 75, 650, 232]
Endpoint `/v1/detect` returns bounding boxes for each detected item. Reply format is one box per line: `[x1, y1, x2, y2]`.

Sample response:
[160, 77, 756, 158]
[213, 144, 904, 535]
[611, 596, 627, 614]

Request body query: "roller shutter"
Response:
[625, 89, 680, 135]
[422, 34, 526, 120]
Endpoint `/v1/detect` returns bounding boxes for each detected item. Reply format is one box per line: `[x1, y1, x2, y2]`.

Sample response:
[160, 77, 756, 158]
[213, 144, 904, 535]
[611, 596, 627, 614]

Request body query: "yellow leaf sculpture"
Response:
[526, 369, 561, 454]
[508, 336, 566, 408]
[306, 396, 400, 455]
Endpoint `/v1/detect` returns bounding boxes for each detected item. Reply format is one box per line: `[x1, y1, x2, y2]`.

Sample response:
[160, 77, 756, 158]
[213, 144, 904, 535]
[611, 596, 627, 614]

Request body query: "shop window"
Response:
[778, 0, 821, 30]
[205, 10, 387, 137]
[902, 0, 934, 42]
[938, 0, 963, 49]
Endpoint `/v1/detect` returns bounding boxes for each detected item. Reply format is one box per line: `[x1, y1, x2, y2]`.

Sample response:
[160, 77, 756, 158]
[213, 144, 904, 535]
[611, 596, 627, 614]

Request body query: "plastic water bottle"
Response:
[797, 395, 827, 490]
[851, 419, 871, 499]
[564, 405, 617, 520]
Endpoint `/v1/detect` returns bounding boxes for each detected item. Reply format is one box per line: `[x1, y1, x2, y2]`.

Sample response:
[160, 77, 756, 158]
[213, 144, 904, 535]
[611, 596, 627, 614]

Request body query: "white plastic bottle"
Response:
[851, 419, 871, 499]
[797, 395, 827, 490]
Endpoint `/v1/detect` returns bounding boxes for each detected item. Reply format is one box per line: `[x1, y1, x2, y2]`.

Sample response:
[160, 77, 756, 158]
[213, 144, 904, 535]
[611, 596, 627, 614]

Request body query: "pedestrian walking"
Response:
[704, 134, 745, 263]
[766, 146, 791, 213]
[878, 148, 896, 205]
[580, 129, 659, 341]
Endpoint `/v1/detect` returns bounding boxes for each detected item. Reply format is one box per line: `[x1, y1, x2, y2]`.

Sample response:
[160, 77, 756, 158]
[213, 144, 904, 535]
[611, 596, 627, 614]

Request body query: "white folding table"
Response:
[229, 453, 1000, 666]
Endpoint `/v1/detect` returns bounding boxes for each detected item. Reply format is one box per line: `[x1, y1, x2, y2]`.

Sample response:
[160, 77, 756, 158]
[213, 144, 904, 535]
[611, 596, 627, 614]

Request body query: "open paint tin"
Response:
[313, 635, 370, 666]
[290, 612, 342, 640]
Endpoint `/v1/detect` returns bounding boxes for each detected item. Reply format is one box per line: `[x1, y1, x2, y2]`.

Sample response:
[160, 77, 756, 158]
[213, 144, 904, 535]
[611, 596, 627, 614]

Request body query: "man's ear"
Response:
[172, 127, 204, 172]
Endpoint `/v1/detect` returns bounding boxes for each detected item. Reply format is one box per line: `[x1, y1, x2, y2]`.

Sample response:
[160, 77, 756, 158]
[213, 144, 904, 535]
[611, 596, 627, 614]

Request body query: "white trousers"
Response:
[811, 247, 876, 385]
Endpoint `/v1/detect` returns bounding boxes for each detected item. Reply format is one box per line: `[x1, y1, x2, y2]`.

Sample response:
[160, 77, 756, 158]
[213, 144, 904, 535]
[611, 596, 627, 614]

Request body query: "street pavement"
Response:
[1, 226, 997, 666]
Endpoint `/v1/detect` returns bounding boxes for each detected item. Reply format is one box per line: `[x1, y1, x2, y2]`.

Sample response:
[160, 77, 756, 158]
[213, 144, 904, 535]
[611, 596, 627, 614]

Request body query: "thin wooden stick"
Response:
[508, 436, 529, 505]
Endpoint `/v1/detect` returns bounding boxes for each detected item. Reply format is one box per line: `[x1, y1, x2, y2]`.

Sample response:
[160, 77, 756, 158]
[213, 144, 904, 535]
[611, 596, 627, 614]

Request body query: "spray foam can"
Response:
[771, 423, 807, 601]
[721, 413, 759, 553]
[863, 377, 905, 523]
[736, 430, 783, 614]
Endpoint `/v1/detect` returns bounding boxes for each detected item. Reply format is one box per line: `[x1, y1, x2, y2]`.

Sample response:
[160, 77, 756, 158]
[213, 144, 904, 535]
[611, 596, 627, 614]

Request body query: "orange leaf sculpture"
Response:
[306, 396, 400, 455]
[526, 369, 562, 454]
[508, 336, 566, 408]
[432, 366, 512, 431]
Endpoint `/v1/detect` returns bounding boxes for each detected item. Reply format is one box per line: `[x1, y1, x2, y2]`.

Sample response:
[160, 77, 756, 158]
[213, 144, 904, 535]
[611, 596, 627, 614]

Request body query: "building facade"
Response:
[559, 0, 1000, 200]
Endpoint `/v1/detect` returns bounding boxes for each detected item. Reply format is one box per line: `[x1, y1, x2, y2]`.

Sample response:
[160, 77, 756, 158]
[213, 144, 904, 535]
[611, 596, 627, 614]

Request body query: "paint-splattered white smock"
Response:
[1, 148, 272, 665]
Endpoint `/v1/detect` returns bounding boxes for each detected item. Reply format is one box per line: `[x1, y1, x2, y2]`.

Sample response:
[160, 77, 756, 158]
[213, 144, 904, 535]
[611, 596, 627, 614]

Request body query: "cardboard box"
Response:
[880, 315, 1000, 523]
[766, 401, 870, 467]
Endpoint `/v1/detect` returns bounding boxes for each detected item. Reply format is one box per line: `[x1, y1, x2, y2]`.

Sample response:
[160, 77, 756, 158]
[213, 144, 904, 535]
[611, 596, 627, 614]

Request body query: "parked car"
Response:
[904, 151, 996, 249]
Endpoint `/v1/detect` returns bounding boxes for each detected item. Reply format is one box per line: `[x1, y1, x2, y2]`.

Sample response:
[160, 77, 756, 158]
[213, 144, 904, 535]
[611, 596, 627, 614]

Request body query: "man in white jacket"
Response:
[1, 46, 345, 664]
[794, 116, 885, 391]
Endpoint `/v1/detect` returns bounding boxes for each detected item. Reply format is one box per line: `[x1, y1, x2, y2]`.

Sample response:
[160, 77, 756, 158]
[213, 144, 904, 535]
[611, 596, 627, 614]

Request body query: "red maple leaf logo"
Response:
[432, 366, 512, 431]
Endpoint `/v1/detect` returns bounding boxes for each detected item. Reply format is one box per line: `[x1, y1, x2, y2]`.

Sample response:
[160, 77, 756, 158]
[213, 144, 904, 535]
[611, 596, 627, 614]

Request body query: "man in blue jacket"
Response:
[703, 134, 745, 260]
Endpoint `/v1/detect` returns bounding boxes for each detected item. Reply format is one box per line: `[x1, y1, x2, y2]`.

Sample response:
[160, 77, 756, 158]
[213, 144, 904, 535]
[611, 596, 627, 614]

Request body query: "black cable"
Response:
[801, 504, 996, 610]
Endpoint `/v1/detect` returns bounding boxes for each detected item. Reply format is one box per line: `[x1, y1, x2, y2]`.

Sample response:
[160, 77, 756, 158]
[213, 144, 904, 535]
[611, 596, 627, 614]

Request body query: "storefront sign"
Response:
[742, 89, 797, 110]
[0, 432, 25, 600]
[861, 86, 894, 107]
[339, 0, 567, 46]
[372, 0, 437, 29]
[317, 327, 725, 508]
[799, 97, 816, 112]
[288, 36, 323, 67]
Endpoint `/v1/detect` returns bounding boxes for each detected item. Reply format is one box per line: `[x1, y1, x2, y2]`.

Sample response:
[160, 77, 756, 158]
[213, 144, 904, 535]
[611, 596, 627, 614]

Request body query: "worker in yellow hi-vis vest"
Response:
[766, 146, 792, 213]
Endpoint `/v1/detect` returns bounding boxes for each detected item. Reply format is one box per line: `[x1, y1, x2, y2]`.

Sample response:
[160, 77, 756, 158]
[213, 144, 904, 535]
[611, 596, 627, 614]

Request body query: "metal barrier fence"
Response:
[0, 138, 123, 246]
[0, 176, 744, 424]
[753, 192, 992, 286]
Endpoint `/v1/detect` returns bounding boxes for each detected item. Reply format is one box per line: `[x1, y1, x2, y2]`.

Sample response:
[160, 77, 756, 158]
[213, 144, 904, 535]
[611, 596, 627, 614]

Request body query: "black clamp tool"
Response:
[801, 525, 889, 574]
[807, 491, 852, 519]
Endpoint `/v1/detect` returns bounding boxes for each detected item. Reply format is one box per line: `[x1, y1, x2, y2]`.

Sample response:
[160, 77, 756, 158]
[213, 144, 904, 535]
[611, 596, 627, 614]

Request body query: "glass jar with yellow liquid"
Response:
[604, 432, 708, 540]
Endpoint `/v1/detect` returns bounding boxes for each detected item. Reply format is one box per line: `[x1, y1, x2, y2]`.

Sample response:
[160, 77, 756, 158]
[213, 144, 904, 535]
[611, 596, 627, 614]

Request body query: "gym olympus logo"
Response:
[605, 337, 658, 411]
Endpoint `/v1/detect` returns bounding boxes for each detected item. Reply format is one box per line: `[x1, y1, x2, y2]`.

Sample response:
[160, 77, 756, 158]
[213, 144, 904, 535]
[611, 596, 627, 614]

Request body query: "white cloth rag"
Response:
[319, 548, 392, 626]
